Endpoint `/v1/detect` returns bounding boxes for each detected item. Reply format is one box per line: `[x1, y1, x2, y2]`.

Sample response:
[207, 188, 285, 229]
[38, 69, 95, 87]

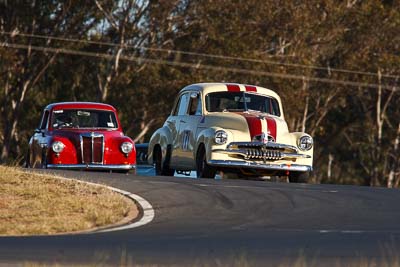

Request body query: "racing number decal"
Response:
[182, 130, 191, 151]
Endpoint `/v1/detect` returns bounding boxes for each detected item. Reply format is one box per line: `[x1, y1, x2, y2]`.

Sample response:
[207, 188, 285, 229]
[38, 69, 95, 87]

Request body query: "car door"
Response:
[175, 91, 202, 169]
[31, 109, 50, 167]
[169, 92, 190, 169]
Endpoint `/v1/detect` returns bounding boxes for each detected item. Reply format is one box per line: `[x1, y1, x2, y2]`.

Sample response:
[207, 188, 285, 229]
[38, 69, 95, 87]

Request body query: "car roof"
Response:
[180, 83, 281, 100]
[45, 102, 116, 111]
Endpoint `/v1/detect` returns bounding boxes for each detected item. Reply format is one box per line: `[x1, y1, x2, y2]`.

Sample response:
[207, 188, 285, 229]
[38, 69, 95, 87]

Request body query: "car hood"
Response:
[204, 111, 288, 142]
[49, 129, 126, 146]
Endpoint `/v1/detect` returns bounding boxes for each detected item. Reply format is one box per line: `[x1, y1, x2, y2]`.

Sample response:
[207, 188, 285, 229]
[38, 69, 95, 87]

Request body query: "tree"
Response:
[0, 0, 103, 162]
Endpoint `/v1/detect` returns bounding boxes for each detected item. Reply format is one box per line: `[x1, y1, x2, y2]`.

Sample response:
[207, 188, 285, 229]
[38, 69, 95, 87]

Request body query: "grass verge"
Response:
[0, 166, 138, 236]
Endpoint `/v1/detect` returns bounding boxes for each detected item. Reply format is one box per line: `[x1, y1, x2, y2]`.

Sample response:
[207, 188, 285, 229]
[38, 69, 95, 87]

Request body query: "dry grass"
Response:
[0, 166, 137, 236]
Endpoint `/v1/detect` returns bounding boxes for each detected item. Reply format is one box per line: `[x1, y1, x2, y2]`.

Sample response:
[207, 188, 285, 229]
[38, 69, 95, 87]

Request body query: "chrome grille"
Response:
[80, 132, 104, 164]
[244, 148, 282, 160]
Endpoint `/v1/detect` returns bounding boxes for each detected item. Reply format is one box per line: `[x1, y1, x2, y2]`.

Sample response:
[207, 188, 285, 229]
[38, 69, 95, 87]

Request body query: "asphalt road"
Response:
[1, 169, 400, 266]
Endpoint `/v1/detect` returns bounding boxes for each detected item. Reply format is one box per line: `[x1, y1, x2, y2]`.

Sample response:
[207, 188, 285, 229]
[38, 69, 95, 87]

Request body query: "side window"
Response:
[195, 97, 202, 115]
[177, 93, 190, 116]
[271, 98, 281, 116]
[171, 96, 181, 116]
[39, 110, 49, 130]
[264, 97, 281, 116]
[188, 92, 202, 116]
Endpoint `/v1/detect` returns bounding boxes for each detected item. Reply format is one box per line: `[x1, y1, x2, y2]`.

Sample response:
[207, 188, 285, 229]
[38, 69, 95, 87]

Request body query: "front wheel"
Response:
[25, 149, 31, 168]
[196, 146, 216, 179]
[40, 149, 48, 169]
[288, 171, 309, 183]
[153, 146, 175, 176]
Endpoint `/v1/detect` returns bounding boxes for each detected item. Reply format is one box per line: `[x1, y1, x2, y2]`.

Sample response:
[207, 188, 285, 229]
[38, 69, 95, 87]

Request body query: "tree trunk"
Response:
[370, 70, 383, 186]
[301, 77, 309, 133]
[388, 123, 400, 188]
[327, 153, 334, 181]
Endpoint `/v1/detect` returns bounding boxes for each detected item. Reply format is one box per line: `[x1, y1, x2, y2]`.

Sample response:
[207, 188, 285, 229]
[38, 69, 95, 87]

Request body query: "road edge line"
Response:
[53, 176, 155, 234]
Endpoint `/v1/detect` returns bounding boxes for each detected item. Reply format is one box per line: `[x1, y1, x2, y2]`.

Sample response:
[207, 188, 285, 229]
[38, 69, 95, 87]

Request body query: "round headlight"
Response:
[215, 130, 228, 145]
[121, 142, 133, 154]
[297, 135, 313, 151]
[52, 141, 65, 153]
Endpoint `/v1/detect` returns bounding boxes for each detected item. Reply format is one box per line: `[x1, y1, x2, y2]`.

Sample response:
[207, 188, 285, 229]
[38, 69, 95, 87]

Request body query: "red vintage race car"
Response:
[26, 102, 136, 172]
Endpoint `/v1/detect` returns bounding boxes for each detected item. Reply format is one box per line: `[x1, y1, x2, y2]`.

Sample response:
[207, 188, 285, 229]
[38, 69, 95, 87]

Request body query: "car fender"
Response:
[148, 126, 173, 165]
[291, 131, 314, 151]
[106, 136, 136, 164]
[195, 128, 214, 161]
[281, 131, 314, 165]
[47, 136, 78, 165]
[195, 127, 249, 163]
[195, 127, 234, 162]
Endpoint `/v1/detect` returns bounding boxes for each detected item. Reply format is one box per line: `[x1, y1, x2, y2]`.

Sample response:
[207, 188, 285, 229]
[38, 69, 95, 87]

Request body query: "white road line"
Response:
[54, 176, 155, 233]
[219, 184, 339, 194]
[340, 230, 364, 234]
[96, 192, 155, 233]
[318, 229, 365, 234]
[319, 230, 332, 233]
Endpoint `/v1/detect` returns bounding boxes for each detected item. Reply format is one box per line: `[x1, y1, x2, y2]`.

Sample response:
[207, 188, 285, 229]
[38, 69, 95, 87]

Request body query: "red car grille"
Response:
[80, 133, 104, 164]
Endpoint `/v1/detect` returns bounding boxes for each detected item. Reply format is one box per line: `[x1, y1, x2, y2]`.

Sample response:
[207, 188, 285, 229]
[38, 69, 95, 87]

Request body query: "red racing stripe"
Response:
[265, 117, 277, 141]
[236, 113, 262, 139]
[226, 84, 241, 92]
[245, 85, 257, 92]
[245, 116, 262, 139]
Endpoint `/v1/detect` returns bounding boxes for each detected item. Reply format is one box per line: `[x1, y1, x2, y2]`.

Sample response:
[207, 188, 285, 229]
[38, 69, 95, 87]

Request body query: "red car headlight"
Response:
[121, 142, 133, 154]
[52, 141, 65, 153]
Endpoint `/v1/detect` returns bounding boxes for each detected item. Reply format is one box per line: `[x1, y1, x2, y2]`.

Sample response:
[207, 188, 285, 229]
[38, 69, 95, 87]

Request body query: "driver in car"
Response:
[53, 114, 73, 128]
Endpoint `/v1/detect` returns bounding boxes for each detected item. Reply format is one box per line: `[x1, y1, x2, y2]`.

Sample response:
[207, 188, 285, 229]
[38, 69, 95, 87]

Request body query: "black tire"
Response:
[238, 173, 264, 181]
[196, 145, 216, 179]
[288, 171, 309, 183]
[153, 146, 175, 176]
[220, 171, 240, 179]
[40, 149, 48, 169]
[114, 169, 130, 174]
[25, 149, 31, 168]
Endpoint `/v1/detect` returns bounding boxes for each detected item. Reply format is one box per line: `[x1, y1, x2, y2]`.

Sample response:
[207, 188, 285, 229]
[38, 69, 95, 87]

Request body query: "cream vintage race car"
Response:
[148, 83, 313, 182]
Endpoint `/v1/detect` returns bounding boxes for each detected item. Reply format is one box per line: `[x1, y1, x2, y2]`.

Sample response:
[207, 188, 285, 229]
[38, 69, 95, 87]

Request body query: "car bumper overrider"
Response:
[211, 141, 312, 172]
[47, 164, 136, 170]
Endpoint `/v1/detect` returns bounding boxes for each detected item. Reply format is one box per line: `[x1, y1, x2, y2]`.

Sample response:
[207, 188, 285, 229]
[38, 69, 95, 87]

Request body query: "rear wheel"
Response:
[288, 171, 309, 183]
[196, 145, 216, 179]
[153, 146, 175, 176]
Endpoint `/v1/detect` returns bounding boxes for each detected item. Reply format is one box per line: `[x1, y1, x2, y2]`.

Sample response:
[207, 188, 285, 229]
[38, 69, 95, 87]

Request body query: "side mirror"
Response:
[35, 128, 46, 137]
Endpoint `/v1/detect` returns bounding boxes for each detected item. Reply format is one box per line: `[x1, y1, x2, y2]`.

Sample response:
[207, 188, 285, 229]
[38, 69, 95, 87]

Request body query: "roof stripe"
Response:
[226, 84, 241, 92]
[245, 85, 257, 92]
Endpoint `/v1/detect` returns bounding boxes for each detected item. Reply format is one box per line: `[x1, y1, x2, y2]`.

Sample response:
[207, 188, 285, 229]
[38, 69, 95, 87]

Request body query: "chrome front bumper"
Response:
[47, 164, 136, 171]
[213, 141, 311, 161]
[208, 160, 312, 172]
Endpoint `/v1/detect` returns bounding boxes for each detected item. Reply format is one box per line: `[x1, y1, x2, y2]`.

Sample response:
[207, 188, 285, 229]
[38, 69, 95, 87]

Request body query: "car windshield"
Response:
[205, 92, 281, 116]
[51, 109, 118, 129]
